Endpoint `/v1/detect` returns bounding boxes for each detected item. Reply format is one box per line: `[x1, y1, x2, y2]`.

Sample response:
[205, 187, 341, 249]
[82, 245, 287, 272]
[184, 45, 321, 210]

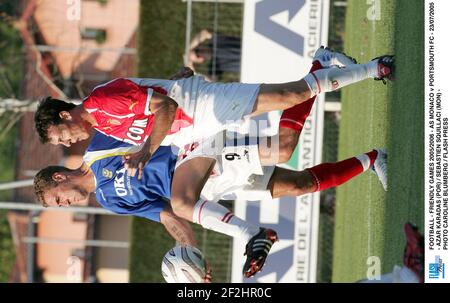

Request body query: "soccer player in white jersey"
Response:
[34, 47, 394, 180]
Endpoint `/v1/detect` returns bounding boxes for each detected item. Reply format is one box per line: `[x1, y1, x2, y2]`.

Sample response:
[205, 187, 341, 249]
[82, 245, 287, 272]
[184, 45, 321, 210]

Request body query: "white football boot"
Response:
[372, 55, 395, 84]
[313, 45, 358, 67]
[371, 148, 388, 191]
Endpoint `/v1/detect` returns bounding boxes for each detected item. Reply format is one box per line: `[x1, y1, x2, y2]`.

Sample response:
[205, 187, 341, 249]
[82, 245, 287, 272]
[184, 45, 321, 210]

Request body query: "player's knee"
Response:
[171, 203, 191, 221]
[278, 146, 294, 163]
[278, 139, 298, 163]
[171, 195, 198, 221]
[293, 171, 317, 195]
[284, 84, 311, 107]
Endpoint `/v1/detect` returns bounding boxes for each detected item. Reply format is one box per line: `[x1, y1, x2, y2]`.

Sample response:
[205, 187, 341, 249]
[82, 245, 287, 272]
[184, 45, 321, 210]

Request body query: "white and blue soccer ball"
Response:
[161, 245, 207, 283]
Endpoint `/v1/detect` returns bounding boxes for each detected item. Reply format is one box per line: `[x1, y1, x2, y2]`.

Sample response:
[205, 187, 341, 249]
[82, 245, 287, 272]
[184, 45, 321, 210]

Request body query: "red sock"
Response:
[307, 150, 378, 192]
[279, 60, 323, 132]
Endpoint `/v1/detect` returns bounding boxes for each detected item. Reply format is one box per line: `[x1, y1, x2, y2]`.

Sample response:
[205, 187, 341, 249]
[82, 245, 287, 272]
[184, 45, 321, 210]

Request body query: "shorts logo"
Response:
[231, 102, 239, 111]
[102, 168, 113, 179]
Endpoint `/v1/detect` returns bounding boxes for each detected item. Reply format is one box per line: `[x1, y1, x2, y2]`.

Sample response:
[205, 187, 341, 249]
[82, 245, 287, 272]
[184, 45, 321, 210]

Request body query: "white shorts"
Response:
[175, 132, 275, 202]
[130, 76, 261, 147]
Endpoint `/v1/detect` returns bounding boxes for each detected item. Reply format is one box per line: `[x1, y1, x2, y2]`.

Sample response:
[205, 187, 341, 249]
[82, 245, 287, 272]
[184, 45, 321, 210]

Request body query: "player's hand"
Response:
[123, 150, 151, 180]
[169, 66, 194, 80]
[199, 29, 212, 41]
[203, 261, 212, 283]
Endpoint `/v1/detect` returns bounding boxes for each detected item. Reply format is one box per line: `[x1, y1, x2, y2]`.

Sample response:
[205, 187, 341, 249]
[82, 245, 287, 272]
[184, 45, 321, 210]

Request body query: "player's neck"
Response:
[73, 105, 98, 127]
[74, 164, 96, 193]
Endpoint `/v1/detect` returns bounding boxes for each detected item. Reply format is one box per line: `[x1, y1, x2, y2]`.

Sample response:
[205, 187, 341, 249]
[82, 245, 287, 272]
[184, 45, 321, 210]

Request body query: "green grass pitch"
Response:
[332, 0, 424, 282]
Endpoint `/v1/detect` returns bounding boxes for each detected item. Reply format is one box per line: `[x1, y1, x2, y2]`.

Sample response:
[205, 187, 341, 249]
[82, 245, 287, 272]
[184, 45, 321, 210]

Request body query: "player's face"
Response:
[47, 122, 90, 147]
[42, 182, 89, 208]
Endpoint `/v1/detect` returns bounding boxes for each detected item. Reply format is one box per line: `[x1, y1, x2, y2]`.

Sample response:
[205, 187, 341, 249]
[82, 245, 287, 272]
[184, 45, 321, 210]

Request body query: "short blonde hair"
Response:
[34, 166, 71, 206]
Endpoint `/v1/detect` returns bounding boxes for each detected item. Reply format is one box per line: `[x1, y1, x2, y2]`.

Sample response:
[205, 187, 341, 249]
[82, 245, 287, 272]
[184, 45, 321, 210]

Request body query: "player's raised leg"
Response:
[169, 156, 278, 278]
[257, 47, 382, 165]
[258, 57, 325, 164]
[249, 53, 395, 117]
[266, 149, 388, 197]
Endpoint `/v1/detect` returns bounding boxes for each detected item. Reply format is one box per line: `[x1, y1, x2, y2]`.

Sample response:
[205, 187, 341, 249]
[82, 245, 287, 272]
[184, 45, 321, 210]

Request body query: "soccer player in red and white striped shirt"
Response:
[35, 47, 394, 179]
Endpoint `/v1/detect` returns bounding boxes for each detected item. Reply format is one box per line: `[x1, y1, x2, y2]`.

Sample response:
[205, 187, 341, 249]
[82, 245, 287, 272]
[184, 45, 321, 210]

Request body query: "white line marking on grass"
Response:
[367, 19, 377, 259]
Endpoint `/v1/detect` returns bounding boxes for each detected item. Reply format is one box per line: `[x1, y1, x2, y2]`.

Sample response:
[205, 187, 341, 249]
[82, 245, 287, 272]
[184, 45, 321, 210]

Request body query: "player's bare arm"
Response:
[160, 205, 198, 247]
[124, 92, 178, 179]
[159, 204, 212, 282]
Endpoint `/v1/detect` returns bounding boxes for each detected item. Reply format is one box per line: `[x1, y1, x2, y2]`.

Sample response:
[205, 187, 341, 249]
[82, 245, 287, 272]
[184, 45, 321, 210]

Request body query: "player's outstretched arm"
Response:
[160, 206, 213, 283]
[160, 206, 198, 247]
[124, 92, 178, 179]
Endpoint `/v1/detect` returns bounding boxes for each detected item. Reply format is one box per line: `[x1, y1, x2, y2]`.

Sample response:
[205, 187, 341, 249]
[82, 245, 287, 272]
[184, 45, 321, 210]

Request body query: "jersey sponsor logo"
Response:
[123, 118, 149, 145]
[102, 168, 113, 179]
[114, 167, 131, 197]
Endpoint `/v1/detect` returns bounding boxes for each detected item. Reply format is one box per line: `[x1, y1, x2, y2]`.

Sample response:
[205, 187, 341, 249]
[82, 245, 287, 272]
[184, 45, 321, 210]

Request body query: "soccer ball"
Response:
[161, 245, 207, 283]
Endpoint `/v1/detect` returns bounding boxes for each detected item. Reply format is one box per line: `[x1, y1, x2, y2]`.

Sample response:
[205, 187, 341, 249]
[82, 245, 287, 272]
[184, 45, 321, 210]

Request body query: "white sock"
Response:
[192, 200, 260, 242]
[304, 61, 379, 96]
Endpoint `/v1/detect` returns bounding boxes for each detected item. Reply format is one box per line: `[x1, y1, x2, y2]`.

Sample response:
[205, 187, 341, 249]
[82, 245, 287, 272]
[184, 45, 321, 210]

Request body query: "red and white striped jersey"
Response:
[82, 78, 193, 146]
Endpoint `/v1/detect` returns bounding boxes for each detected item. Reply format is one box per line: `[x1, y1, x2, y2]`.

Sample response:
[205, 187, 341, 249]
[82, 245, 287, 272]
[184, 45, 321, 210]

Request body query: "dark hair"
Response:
[34, 165, 72, 207]
[34, 97, 77, 143]
[194, 43, 211, 57]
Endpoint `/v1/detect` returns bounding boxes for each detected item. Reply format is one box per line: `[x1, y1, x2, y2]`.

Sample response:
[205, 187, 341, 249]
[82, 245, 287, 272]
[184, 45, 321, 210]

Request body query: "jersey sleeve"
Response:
[83, 78, 154, 116]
